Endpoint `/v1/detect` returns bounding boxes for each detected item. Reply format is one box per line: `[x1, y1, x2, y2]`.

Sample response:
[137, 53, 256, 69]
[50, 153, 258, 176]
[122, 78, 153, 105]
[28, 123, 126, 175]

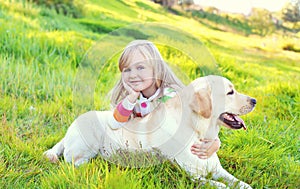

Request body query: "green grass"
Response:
[1, 0, 299, 188]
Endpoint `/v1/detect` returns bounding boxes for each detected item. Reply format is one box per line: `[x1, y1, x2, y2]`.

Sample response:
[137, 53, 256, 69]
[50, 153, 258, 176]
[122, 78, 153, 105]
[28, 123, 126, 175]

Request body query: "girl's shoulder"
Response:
[158, 87, 177, 103]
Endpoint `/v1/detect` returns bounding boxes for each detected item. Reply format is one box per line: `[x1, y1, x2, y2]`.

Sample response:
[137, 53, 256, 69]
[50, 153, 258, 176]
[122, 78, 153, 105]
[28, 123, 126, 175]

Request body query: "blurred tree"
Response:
[152, 0, 194, 8]
[248, 8, 275, 36]
[282, 0, 300, 29]
[178, 0, 194, 7]
[152, 0, 175, 8]
[29, 0, 83, 18]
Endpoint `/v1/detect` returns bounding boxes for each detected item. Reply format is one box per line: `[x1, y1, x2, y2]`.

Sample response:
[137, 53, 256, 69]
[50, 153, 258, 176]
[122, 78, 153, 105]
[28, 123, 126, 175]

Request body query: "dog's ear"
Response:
[190, 89, 212, 119]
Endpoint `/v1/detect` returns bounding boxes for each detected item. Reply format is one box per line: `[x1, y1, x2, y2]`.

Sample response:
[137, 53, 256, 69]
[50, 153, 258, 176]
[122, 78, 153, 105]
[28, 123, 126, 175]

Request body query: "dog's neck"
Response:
[205, 119, 220, 140]
[190, 112, 220, 140]
[176, 84, 220, 141]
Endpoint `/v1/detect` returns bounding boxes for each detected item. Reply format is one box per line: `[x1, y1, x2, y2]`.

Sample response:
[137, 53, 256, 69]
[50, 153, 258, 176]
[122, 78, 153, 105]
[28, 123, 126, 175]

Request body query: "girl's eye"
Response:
[123, 68, 131, 72]
[137, 66, 145, 70]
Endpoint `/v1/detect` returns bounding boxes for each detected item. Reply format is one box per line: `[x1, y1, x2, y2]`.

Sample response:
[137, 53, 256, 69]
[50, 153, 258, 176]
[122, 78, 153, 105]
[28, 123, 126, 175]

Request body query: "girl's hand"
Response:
[122, 77, 140, 103]
[190, 138, 221, 159]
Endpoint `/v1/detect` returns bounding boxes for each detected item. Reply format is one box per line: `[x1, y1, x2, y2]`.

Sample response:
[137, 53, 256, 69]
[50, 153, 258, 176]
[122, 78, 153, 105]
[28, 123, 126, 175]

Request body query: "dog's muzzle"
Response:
[219, 113, 247, 130]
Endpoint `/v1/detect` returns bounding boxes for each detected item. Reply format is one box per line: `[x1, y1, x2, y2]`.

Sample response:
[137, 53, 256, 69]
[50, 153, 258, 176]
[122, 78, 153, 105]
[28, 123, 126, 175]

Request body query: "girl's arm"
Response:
[190, 137, 221, 159]
[110, 79, 140, 129]
[110, 96, 135, 129]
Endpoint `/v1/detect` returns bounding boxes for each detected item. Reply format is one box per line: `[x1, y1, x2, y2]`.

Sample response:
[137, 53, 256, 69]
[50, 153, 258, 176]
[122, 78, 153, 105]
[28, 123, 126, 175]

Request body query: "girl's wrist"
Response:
[122, 97, 136, 110]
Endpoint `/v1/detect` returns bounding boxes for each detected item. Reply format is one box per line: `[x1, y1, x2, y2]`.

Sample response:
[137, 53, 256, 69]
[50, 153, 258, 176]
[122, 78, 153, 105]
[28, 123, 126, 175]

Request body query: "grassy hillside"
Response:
[1, 0, 299, 188]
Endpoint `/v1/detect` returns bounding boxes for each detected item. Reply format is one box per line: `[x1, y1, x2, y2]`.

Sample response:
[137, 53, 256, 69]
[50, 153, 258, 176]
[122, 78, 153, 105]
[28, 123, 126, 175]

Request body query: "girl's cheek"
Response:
[122, 74, 129, 80]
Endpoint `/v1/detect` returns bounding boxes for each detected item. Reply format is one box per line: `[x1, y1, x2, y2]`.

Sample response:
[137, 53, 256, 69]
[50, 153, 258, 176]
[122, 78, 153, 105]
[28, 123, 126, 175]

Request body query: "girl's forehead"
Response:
[120, 46, 156, 71]
[124, 51, 150, 66]
[130, 51, 147, 63]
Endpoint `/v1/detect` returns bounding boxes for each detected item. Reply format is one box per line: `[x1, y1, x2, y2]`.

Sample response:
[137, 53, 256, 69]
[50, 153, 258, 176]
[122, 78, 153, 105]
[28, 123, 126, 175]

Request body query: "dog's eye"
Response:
[227, 90, 234, 95]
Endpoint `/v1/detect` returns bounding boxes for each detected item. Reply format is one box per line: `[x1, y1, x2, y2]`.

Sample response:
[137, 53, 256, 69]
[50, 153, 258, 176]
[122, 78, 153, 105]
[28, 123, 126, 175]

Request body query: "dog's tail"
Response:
[43, 138, 65, 163]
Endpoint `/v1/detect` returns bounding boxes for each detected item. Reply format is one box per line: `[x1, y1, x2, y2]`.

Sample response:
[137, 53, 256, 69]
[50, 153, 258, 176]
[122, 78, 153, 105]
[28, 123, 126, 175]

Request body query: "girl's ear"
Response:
[189, 89, 212, 119]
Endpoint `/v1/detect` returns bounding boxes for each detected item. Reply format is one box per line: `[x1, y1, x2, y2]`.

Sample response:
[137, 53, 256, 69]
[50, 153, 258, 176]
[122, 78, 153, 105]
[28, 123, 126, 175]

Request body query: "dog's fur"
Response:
[44, 75, 256, 188]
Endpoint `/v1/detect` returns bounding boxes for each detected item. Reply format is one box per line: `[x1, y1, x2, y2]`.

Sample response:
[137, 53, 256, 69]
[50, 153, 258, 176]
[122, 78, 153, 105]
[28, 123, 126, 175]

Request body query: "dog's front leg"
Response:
[213, 167, 252, 189]
[43, 138, 65, 163]
[196, 177, 229, 189]
[175, 149, 229, 188]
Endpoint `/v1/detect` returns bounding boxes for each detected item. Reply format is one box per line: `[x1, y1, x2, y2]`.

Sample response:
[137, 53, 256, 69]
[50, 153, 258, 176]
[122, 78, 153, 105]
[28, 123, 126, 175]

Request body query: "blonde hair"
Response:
[110, 40, 184, 107]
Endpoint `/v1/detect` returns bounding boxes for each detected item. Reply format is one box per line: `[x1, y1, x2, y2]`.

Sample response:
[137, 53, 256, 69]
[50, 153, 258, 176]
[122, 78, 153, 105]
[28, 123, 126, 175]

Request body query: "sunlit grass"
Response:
[1, 0, 299, 188]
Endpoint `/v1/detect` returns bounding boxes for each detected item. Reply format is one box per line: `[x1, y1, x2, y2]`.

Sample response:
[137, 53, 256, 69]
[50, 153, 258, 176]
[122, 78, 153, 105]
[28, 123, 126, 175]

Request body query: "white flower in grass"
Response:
[29, 106, 36, 111]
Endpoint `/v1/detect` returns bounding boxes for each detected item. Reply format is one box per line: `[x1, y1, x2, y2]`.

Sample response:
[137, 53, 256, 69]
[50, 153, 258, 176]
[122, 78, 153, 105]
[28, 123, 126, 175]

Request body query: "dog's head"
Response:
[189, 75, 256, 130]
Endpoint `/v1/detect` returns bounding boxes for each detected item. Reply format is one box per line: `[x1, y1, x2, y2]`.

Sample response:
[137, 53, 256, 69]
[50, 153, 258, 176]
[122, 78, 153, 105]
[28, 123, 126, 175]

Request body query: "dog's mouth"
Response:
[219, 113, 247, 130]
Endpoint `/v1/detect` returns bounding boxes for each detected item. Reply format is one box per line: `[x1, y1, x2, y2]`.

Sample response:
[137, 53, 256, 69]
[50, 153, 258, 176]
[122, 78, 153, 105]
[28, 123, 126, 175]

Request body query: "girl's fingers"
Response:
[122, 77, 132, 92]
[191, 138, 221, 159]
[191, 144, 206, 150]
[121, 77, 140, 103]
[191, 143, 210, 150]
[191, 148, 208, 159]
[191, 145, 207, 155]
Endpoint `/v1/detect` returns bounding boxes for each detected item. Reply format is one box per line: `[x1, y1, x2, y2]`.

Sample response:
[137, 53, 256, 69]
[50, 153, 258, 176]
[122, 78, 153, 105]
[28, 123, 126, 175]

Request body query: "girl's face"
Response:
[122, 52, 156, 98]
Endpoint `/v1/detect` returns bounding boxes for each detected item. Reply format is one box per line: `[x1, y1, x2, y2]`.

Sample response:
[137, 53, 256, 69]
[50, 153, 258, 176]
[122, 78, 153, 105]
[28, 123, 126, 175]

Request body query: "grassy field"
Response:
[1, 0, 299, 188]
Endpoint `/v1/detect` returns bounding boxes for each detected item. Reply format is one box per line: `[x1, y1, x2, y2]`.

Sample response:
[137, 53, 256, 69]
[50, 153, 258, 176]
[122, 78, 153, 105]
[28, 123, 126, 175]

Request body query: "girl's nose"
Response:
[129, 69, 138, 78]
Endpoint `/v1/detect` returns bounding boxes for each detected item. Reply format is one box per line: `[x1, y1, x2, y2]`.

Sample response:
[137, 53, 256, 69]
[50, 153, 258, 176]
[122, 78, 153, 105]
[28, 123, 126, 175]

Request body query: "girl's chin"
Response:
[131, 87, 144, 92]
[133, 87, 151, 94]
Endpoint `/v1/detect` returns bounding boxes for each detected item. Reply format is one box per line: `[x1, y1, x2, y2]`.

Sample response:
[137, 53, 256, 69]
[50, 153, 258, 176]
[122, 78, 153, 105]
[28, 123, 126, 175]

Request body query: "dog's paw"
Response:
[43, 150, 59, 163]
[238, 181, 252, 189]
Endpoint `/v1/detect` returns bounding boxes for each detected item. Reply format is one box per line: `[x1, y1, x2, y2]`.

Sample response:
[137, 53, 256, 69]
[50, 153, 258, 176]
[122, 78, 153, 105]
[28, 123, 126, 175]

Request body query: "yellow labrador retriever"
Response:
[44, 75, 256, 188]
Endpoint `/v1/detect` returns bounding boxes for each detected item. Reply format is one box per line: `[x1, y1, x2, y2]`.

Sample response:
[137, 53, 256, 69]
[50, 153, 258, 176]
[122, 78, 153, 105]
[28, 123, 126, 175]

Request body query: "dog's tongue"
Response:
[233, 115, 247, 130]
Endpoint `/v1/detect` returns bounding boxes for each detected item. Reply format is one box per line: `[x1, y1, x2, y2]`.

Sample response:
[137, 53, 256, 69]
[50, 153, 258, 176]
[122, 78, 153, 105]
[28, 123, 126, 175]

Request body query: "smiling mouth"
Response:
[129, 81, 142, 85]
[219, 113, 247, 130]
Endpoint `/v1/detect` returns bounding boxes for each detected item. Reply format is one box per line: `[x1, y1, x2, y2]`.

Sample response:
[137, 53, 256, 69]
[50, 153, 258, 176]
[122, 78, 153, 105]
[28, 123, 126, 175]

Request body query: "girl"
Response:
[110, 40, 220, 159]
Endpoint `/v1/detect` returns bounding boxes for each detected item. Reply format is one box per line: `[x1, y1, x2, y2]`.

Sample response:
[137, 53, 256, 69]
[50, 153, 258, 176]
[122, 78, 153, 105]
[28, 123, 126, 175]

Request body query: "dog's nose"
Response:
[251, 98, 257, 106]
